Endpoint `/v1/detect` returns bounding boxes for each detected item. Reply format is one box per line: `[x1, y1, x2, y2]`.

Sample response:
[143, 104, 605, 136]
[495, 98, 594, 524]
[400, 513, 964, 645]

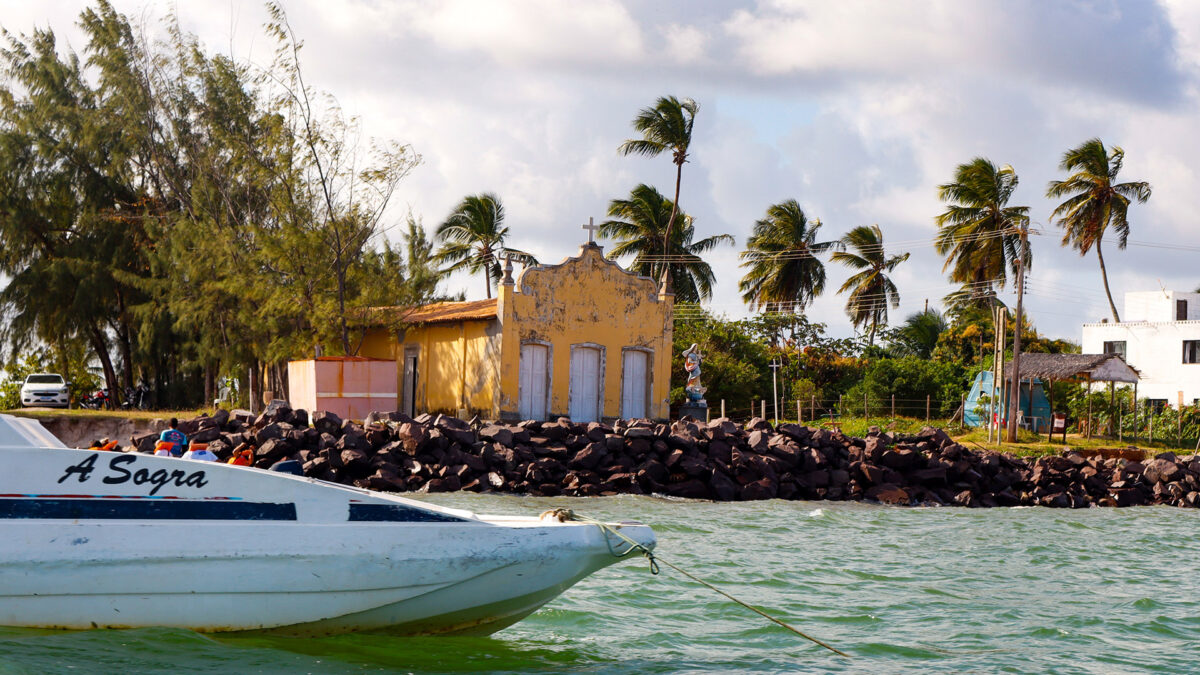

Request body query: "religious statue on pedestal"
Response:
[682, 343, 707, 407]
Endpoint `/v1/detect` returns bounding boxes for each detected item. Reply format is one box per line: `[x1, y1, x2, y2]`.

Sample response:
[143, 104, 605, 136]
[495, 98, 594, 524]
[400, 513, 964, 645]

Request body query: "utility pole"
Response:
[989, 303, 1006, 445]
[1005, 224, 1029, 443]
[769, 357, 781, 426]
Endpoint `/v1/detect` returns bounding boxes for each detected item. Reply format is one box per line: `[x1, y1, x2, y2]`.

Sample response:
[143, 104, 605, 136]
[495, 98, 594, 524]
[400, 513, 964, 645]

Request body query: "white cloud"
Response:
[662, 23, 708, 64]
[2, 0, 1197, 342]
[384, 0, 645, 67]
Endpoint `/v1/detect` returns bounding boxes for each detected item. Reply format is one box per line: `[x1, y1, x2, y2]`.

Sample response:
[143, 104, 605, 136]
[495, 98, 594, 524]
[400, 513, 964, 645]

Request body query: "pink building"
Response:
[287, 357, 397, 421]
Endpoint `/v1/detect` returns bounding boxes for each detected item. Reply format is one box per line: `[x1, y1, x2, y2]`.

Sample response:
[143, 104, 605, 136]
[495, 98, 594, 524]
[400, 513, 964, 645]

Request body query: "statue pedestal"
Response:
[678, 404, 708, 422]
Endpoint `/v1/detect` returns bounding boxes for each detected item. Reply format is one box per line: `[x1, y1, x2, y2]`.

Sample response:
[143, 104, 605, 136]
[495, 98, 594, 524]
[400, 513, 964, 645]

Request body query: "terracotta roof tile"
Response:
[368, 298, 498, 325]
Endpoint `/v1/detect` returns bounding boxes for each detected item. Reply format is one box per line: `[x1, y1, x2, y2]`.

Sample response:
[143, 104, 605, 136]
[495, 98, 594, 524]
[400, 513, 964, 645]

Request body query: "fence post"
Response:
[891, 394, 895, 419]
[1118, 400, 1123, 443]
[864, 392, 869, 419]
[926, 395, 931, 423]
[721, 399, 726, 419]
[796, 400, 801, 424]
[1132, 397, 1138, 443]
[960, 394, 965, 431]
[1149, 413, 1154, 444]
[761, 400, 766, 419]
[811, 395, 816, 423]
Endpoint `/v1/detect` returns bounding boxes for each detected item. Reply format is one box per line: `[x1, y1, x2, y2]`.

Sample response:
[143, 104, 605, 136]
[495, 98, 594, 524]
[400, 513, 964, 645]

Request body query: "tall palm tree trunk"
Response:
[1095, 238, 1120, 322]
[661, 161, 683, 292]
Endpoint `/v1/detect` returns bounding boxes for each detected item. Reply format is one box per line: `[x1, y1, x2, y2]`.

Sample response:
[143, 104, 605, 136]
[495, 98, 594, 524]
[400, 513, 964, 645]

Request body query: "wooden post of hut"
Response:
[1132, 382, 1138, 443]
[1118, 400, 1123, 443]
[1086, 373, 1093, 440]
[1046, 378, 1054, 442]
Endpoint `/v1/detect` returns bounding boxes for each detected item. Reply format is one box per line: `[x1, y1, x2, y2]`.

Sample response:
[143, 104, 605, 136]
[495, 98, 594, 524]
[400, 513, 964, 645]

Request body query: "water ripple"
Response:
[2, 495, 1199, 673]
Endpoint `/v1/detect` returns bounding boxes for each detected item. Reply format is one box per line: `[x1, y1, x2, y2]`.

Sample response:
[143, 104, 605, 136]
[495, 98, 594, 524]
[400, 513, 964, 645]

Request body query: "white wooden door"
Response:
[621, 350, 649, 420]
[518, 343, 549, 421]
[569, 346, 601, 422]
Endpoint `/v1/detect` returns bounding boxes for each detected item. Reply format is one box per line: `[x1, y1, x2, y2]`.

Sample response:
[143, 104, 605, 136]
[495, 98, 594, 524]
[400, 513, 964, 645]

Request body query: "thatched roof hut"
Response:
[1002, 353, 1140, 384]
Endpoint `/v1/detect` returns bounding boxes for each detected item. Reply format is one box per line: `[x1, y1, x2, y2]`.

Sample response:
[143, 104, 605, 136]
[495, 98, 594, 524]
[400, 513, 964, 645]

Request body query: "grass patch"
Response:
[953, 427, 1188, 458]
[1, 407, 210, 421]
[789, 414, 1191, 458]
[794, 415, 952, 438]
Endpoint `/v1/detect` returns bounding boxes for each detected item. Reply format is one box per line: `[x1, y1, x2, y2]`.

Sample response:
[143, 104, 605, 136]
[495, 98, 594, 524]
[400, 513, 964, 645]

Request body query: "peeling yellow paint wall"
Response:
[365, 244, 672, 422]
[498, 244, 673, 421]
[359, 329, 395, 361]
[362, 321, 501, 416]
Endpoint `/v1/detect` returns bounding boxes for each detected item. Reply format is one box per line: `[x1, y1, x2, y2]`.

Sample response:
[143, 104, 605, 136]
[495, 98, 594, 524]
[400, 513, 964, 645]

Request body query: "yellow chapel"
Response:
[359, 241, 674, 422]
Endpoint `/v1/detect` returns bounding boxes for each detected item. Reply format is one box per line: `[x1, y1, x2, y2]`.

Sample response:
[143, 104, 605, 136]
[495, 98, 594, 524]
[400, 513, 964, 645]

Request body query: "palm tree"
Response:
[434, 193, 536, 299]
[600, 184, 733, 303]
[942, 283, 1004, 317]
[889, 309, 949, 359]
[935, 158, 1030, 297]
[1046, 138, 1151, 322]
[739, 199, 840, 313]
[831, 225, 909, 345]
[617, 96, 698, 291]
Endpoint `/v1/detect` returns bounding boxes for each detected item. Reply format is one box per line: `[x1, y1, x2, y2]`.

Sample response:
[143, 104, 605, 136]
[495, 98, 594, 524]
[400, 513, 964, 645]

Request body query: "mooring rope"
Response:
[540, 508, 850, 658]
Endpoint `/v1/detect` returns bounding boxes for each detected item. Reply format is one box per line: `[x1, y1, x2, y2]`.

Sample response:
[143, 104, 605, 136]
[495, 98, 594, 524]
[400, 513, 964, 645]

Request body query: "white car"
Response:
[20, 373, 70, 408]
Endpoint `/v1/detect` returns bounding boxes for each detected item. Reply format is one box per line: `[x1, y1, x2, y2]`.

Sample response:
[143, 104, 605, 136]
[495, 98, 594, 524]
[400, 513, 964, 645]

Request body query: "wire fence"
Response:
[686, 395, 964, 427]
[684, 395, 1200, 451]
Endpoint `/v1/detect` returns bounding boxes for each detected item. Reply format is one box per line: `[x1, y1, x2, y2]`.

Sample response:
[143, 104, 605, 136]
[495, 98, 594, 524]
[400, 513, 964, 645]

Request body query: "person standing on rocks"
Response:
[158, 418, 188, 457]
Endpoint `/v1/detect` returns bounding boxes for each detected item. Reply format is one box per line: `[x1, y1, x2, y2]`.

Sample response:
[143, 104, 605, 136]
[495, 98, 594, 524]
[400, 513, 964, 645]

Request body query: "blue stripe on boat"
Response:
[0, 498, 296, 520]
[348, 503, 474, 523]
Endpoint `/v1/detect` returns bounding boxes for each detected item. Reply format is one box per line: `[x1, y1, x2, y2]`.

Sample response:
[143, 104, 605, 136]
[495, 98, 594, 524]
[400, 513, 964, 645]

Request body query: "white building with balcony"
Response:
[1081, 290, 1200, 407]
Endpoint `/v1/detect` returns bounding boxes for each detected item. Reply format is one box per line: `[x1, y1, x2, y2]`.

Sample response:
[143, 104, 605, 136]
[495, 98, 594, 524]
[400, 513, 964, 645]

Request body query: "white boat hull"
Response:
[0, 418, 655, 635]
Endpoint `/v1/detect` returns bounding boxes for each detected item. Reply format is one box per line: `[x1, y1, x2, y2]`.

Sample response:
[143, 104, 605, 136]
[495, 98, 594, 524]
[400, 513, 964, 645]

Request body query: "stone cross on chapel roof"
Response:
[582, 217, 600, 245]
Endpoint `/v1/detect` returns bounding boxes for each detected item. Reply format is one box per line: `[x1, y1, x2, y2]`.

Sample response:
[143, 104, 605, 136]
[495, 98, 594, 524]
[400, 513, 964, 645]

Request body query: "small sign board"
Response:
[1052, 414, 1067, 432]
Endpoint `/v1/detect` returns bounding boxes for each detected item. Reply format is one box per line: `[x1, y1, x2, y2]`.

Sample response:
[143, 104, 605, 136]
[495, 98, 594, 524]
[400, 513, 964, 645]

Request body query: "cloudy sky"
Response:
[4, 0, 1199, 342]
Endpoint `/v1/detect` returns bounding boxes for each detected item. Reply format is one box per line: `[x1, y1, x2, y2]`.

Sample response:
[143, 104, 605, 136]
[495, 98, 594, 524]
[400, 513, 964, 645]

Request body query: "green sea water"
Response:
[2, 495, 1198, 674]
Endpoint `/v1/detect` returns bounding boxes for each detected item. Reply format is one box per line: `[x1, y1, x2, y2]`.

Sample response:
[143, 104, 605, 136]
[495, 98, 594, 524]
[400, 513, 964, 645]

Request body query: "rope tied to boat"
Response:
[541, 508, 849, 658]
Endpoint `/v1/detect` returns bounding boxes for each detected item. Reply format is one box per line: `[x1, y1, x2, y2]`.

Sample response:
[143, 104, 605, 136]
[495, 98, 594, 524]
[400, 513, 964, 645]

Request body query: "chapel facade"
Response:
[359, 242, 674, 422]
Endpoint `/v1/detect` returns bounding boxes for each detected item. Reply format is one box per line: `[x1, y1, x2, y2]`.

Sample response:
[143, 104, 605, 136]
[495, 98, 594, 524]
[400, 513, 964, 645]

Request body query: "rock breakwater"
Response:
[129, 408, 1200, 508]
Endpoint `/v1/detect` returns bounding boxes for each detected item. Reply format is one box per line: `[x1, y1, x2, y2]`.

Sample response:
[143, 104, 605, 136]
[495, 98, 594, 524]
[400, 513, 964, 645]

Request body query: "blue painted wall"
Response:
[964, 371, 1052, 432]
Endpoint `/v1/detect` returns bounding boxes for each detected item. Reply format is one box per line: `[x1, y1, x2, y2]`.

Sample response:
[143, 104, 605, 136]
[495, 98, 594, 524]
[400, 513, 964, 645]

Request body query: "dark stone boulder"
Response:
[865, 484, 910, 505]
[710, 470, 739, 501]
[479, 425, 514, 447]
[1143, 458, 1183, 484]
[131, 432, 158, 454]
[666, 478, 711, 499]
[312, 410, 342, 436]
[254, 423, 283, 446]
[740, 478, 777, 501]
[255, 437, 292, 464]
[746, 430, 769, 453]
[569, 442, 608, 471]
